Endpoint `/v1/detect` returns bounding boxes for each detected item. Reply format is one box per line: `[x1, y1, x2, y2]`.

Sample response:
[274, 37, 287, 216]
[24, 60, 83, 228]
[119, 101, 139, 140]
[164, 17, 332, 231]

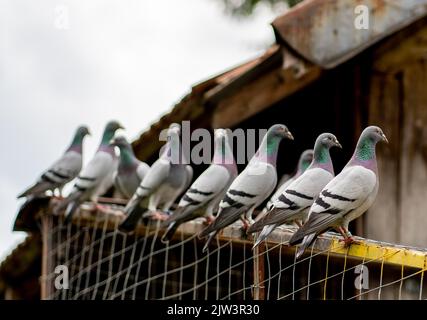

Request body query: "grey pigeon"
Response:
[289, 126, 388, 258]
[56, 121, 123, 223]
[262, 149, 314, 214]
[119, 123, 193, 232]
[249, 134, 341, 248]
[161, 128, 238, 242]
[111, 136, 150, 199]
[17, 126, 90, 198]
[199, 124, 294, 252]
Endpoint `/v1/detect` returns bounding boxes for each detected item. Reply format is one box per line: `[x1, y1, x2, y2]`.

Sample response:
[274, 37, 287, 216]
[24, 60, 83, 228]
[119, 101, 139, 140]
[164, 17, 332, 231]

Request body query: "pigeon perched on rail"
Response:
[56, 121, 123, 223]
[17, 126, 90, 199]
[249, 133, 342, 248]
[261, 149, 314, 215]
[111, 136, 150, 199]
[161, 128, 238, 242]
[289, 126, 388, 258]
[199, 124, 294, 252]
[119, 123, 193, 232]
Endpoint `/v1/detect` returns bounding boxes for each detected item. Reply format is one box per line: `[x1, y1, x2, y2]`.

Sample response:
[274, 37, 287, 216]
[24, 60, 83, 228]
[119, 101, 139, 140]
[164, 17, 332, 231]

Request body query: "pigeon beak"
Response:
[381, 133, 389, 144]
[285, 130, 294, 141]
[109, 139, 116, 146]
[335, 140, 342, 149]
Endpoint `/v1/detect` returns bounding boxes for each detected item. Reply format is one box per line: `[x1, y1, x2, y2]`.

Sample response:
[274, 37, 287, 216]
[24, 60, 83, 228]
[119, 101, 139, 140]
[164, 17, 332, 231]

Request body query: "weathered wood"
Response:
[211, 52, 322, 129]
[399, 60, 427, 247]
[366, 71, 401, 244]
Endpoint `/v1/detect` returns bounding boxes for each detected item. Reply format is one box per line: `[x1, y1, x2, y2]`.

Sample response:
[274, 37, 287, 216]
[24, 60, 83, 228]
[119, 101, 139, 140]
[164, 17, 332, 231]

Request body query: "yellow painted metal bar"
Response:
[329, 238, 427, 269]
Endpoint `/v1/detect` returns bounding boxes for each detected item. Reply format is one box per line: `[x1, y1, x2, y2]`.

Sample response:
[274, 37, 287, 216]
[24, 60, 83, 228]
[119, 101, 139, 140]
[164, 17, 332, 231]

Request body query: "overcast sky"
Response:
[0, 0, 279, 259]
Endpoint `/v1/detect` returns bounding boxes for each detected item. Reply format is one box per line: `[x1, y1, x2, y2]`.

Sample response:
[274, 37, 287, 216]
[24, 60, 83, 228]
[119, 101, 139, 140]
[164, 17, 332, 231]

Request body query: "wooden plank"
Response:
[211, 53, 322, 129]
[365, 71, 402, 244]
[399, 59, 427, 247]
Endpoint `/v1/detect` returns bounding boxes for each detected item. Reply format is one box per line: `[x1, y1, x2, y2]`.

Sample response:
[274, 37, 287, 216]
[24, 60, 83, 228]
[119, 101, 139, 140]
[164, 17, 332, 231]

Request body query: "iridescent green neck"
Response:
[101, 129, 115, 145]
[355, 137, 375, 161]
[70, 133, 84, 147]
[314, 145, 330, 164]
[119, 146, 135, 165]
[300, 159, 311, 171]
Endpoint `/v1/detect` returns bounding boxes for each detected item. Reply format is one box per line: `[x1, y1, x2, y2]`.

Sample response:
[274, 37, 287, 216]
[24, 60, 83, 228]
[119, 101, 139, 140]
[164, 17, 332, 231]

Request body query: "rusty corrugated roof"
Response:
[272, 0, 427, 68]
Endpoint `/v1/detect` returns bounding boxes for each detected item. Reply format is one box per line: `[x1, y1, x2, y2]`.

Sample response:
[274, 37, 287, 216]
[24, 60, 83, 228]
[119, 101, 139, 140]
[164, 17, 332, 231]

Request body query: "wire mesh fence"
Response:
[40, 200, 427, 300]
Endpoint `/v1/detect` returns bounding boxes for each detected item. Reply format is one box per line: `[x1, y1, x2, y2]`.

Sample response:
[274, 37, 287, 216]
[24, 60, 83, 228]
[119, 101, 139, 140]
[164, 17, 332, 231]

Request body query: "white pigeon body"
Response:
[119, 123, 193, 232]
[56, 121, 123, 222]
[261, 149, 314, 214]
[111, 136, 150, 199]
[161, 129, 238, 242]
[249, 134, 341, 248]
[199, 124, 294, 252]
[18, 126, 90, 198]
[308, 165, 378, 229]
[290, 126, 388, 258]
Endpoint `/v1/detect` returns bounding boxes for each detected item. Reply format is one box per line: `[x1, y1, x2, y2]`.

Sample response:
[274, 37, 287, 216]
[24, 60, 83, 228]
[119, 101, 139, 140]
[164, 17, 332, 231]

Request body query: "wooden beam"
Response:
[211, 51, 322, 128]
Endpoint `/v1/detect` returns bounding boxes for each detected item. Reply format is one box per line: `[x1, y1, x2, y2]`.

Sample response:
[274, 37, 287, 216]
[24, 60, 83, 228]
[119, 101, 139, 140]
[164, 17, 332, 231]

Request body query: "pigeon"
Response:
[199, 124, 294, 252]
[17, 125, 90, 199]
[119, 123, 193, 232]
[56, 121, 123, 223]
[161, 128, 238, 242]
[249, 133, 342, 248]
[110, 136, 150, 199]
[262, 149, 314, 214]
[289, 126, 388, 259]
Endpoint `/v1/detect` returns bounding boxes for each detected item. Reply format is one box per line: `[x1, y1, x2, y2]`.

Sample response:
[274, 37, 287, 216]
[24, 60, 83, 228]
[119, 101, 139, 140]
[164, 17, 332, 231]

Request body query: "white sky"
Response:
[0, 0, 279, 259]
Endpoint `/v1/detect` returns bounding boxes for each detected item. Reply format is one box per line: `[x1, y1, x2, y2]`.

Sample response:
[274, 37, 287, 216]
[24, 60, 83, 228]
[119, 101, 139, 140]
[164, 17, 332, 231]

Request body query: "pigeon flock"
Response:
[18, 120, 388, 258]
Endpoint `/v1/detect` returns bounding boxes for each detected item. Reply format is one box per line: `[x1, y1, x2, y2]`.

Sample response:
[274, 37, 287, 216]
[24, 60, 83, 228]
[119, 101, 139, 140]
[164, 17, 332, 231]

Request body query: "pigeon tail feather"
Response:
[161, 222, 179, 243]
[202, 231, 217, 253]
[119, 202, 146, 232]
[252, 224, 276, 249]
[295, 234, 316, 259]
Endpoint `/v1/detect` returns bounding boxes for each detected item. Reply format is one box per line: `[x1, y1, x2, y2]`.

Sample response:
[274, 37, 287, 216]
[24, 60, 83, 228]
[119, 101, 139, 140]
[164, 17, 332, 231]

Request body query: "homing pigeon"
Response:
[249, 133, 341, 248]
[111, 136, 150, 199]
[161, 128, 238, 242]
[56, 120, 123, 223]
[119, 123, 193, 232]
[17, 126, 90, 198]
[289, 126, 388, 258]
[199, 124, 294, 252]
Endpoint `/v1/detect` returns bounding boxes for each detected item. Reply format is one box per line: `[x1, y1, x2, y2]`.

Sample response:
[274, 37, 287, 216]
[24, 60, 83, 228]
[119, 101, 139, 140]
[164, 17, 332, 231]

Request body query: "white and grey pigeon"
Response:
[261, 149, 314, 215]
[199, 124, 294, 252]
[56, 121, 123, 223]
[161, 128, 238, 242]
[17, 126, 90, 199]
[248, 133, 342, 248]
[119, 123, 193, 232]
[111, 136, 150, 199]
[289, 126, 388, 258]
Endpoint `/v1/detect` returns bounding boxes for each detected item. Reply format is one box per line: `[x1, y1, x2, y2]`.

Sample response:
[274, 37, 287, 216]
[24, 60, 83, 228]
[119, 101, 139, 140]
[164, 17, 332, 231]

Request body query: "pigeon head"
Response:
[110, 135, 131, 149]
[168, 123, 181, 135]
[317, 133, 342, 149]
[106, 120, 124, 133]
[76, 125, 91, 138]
[255, 124, 293, 166]
[361, 126, 388, 144]
[351, 126, 388, 166]
[312, 133, 341, 173]
[213, 128, 235, 167]
[268, 124, 294, 140]
[101, 120, 124, 145]
[68, 125, 90, 151]
[298, 149, 314, 172]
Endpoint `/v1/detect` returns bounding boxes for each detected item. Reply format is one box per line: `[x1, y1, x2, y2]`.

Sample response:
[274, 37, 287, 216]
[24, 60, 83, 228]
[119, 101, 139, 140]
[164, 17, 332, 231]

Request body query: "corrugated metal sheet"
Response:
[272, 0, 427, 68]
